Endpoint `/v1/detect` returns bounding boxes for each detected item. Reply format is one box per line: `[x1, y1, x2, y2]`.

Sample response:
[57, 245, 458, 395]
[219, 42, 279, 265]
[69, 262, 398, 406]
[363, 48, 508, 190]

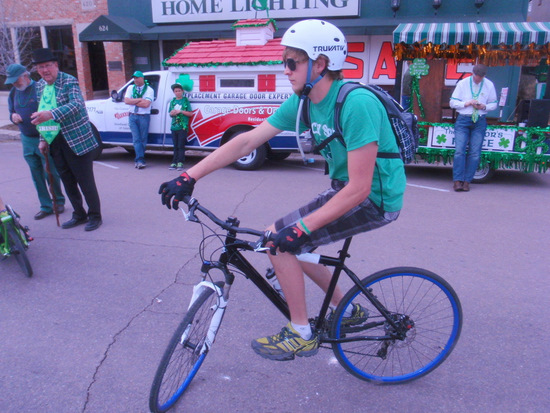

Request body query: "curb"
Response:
[0, 119, 21, 141]
[0, 124, 20, 141]
[0, 131, 20, 141]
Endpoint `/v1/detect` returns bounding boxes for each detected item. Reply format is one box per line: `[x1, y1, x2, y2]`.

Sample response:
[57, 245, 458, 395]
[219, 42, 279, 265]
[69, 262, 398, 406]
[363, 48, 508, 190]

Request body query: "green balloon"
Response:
[175, 74, 194, 91]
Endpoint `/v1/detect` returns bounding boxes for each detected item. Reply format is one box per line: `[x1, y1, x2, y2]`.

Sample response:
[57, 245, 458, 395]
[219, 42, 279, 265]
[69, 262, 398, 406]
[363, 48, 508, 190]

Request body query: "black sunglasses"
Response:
[283, 58, 306, 71]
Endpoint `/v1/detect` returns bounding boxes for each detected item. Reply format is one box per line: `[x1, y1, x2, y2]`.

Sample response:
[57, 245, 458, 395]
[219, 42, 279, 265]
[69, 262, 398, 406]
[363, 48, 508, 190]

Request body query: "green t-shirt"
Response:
[169, 97, 191, 131]
[267, 80, 406, 212]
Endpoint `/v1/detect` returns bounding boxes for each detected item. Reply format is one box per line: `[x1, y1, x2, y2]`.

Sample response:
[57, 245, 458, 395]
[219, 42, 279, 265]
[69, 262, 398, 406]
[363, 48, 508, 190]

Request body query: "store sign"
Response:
[428, 125, 517, 152]
[345, 36, 396, 85]
[152, 0, 360, 23]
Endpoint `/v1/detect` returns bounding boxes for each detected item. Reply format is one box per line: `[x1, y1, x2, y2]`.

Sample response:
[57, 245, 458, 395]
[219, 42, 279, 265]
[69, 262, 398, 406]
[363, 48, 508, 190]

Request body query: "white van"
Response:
[85, 20, 300, 170]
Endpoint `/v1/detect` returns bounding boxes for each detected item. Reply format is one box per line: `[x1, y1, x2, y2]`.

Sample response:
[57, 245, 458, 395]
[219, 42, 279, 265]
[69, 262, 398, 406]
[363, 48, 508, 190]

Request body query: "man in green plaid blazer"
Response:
[31, 48, 103, 231]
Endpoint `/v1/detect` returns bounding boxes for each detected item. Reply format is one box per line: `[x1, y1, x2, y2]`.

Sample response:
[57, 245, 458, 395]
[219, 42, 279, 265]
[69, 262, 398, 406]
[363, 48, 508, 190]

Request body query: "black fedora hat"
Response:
[31, 48, 57, 65]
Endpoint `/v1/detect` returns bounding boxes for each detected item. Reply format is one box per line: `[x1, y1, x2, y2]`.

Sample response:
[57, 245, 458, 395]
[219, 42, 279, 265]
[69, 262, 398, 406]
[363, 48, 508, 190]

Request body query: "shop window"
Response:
[0, 26, 41, 90]
[46, 25, 76, 78]
[199, 75, 216, 91]
[258, 74, 276, 92]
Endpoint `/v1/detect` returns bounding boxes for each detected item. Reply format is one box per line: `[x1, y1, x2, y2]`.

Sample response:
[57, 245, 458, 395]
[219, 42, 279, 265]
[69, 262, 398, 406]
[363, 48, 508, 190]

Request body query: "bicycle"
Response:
[0, 205, 33, 277]
[149, 196, 462, 413]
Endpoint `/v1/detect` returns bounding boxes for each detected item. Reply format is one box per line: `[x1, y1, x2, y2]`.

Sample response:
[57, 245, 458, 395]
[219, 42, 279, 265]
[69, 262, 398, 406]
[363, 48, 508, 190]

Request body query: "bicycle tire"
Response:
[6, 224, 33, 277]
[330, 267, 462, 383]
[149, 283, 224, 413]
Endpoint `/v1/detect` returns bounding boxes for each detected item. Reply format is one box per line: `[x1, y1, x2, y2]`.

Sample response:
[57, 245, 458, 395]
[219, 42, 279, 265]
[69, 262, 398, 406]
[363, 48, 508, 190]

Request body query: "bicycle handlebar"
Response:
[180, 195, 272, 250]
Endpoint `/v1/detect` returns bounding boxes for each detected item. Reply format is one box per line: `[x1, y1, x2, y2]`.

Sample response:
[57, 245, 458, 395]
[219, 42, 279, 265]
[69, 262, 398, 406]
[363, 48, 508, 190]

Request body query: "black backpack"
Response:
[300, 82, 419, 164]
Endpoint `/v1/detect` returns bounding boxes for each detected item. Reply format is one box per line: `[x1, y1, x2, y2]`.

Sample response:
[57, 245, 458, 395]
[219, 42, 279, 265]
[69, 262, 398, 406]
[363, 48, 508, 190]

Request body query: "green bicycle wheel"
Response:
[6, 224, 33, 277]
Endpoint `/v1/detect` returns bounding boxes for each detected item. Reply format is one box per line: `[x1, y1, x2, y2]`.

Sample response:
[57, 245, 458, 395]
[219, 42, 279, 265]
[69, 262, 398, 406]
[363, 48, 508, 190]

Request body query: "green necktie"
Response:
[472, 109, 479, 123]
[37, 84, 61, 144]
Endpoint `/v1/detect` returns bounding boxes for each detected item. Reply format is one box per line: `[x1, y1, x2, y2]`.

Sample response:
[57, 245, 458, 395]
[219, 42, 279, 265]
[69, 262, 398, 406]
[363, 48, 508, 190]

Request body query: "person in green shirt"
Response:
[159, 19, 406, 361]
[168, 83, 193, 171]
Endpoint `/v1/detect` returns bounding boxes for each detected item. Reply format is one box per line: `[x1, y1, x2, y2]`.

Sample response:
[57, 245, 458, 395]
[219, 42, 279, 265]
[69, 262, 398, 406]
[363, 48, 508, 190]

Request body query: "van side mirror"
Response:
[111, 90, 120, 102]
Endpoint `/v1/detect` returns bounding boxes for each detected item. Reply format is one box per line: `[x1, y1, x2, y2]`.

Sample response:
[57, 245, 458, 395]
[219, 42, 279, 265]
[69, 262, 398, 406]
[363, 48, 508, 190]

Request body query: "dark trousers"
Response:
[49, 134, 101, 220]
[171, 129, 187, 164]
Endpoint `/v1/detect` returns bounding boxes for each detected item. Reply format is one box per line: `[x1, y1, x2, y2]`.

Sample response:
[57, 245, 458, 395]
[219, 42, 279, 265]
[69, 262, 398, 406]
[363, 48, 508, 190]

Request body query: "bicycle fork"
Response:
[181, 280, 228, 356]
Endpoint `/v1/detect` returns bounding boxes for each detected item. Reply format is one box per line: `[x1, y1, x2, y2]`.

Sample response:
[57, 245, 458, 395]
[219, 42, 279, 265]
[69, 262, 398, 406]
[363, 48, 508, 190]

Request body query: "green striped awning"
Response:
[393, 22, 550, 46]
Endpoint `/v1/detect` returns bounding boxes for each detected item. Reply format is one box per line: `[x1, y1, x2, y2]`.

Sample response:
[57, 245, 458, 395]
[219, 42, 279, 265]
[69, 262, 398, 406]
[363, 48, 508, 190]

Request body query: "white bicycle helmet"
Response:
[281, 19, 347, 70]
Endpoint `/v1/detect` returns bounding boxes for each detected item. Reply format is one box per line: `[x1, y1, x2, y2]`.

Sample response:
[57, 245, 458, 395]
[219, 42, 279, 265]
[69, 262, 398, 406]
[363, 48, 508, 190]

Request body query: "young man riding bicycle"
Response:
[159, 19, 406, 361]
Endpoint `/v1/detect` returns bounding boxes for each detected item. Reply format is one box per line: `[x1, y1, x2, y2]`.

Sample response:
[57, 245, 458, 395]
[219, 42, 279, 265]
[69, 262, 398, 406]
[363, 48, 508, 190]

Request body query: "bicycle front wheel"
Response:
[330, 267, 462, 383]
[149, 283, 224, 413]
[6, 224, 32, 277]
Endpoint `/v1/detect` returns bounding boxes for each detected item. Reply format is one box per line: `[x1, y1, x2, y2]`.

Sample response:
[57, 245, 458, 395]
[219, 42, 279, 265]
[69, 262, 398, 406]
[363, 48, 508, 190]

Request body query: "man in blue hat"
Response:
[5, 63, 65, 220]
[124, 71, 154, 169]
[30, 48, 103, 231]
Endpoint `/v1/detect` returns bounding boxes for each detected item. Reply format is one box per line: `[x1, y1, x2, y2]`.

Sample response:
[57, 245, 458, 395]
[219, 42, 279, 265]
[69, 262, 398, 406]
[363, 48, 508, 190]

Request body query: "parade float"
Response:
[392, 22, 550, 181]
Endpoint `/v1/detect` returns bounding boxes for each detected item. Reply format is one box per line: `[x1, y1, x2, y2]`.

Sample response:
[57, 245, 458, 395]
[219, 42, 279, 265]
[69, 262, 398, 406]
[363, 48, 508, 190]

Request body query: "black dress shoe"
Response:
[34, 210, 53, 220]
[85, 218, 102, 232]
[61, 216, 88, 229]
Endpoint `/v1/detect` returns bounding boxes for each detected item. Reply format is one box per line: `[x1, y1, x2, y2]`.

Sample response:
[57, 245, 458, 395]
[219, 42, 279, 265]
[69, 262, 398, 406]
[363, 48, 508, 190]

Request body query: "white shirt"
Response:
[449, 76, 498, 116]
[124, 83, 155, 115]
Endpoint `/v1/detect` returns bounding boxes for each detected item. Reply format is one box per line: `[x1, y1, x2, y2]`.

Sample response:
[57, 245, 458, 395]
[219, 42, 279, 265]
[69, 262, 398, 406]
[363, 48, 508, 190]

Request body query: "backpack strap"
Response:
[300, 83, 351, 153]
[300, 82, 401, 159]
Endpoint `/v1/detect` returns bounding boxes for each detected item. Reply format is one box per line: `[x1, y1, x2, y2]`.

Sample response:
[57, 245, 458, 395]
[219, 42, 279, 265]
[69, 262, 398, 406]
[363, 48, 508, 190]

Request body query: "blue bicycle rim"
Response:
[334, 270, 461, 383]
[159, 352, 207, 410]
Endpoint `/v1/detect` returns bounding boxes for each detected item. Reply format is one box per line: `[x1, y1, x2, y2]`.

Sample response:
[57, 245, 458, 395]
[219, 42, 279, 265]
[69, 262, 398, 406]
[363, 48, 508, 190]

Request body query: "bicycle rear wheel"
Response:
[6, 224, 32, 277]
[330, 267, 462, 383]
[149, 283, 224, 413]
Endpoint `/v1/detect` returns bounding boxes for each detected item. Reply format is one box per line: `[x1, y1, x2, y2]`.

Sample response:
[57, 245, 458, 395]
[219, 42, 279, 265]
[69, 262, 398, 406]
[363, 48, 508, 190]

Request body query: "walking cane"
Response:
[43, 145, 60, 227]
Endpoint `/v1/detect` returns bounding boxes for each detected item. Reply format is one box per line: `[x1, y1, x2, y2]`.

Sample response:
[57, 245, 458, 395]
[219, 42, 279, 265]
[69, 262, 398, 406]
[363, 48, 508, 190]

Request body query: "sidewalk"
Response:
[0, 91, 21, 141]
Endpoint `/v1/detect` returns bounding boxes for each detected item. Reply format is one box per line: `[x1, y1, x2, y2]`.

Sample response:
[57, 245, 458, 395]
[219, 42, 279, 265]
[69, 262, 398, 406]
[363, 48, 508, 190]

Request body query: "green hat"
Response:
[4, 64, 26, 85]
[171, 83, 184, 91]
[132, 71, 144, 78]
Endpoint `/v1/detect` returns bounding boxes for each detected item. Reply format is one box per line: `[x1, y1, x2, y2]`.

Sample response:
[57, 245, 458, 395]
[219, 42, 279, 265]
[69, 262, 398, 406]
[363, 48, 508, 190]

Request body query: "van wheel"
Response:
[473, 163, 495, 183]
[268, 151, 291, 161]
[229, 132, 267, 170]
[91, 124, 103, 160]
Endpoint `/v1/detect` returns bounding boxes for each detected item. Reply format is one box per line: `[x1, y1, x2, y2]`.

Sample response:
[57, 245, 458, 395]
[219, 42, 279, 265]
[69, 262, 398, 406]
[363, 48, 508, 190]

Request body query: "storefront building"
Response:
[1, 0, 536, 101]
[0, 0, 108, 97]
[78, 0, 531, 100]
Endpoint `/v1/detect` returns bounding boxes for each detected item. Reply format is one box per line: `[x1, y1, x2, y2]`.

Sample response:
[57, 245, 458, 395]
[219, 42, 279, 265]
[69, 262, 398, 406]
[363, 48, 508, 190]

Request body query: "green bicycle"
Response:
[0, 205, 33, 277]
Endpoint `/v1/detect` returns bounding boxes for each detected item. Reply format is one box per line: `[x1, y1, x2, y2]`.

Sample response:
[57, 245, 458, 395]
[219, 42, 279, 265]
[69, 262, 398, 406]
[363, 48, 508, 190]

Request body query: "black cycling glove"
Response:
[270, 225, 310, 254]
[158, 172, 196, 210]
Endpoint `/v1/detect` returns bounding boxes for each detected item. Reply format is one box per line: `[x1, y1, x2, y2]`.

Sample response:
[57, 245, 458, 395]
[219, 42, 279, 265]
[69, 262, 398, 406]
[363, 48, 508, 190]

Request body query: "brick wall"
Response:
[5, 0, 109, 100]
[104, 42, 134, 92]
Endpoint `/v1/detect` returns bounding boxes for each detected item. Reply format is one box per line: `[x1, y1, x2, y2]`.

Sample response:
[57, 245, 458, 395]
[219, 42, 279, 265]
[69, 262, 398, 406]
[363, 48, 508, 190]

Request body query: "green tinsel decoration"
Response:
[410, 75, 425, 118]
[415, 122, 550, 173]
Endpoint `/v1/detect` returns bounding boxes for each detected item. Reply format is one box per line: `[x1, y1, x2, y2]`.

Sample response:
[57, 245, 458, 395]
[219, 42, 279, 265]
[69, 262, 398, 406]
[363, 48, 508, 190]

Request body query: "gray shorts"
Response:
[274, 180, 400, 254]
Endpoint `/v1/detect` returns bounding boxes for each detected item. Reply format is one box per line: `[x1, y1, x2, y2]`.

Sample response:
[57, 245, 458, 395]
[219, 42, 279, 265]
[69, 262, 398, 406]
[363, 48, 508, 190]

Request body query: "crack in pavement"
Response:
[82, 177, 265, 411]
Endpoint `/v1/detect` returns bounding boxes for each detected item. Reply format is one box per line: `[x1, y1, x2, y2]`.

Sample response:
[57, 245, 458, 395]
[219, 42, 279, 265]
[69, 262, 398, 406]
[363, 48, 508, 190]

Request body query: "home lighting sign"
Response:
[152, 0, 360, 23]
